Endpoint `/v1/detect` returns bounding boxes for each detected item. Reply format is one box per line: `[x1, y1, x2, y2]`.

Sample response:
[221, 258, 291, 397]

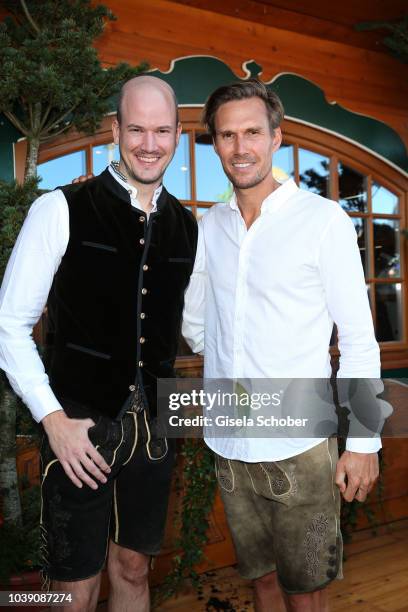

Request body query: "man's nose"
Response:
[142, 131, 157, 151]
[234, 135, 247, 156]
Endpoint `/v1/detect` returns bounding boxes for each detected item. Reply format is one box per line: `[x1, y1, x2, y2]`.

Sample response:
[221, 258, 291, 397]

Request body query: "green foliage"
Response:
[356, 16, 408, 63]
[0, 484, 41, 582]
[0, 0, 147, 175]
[0, 178, 40, 282]
[154, 440, 217, 607]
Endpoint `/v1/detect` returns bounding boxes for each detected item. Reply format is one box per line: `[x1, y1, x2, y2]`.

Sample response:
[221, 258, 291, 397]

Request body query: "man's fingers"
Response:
[61, 460, 83, 489]
[343, 477, 360, 502]
[81, 453, 108, 484]
[87, 443, 111, 474]
[355, 487, 369, 503]
[70, 458, 99, 490]
[335, 464, 347, 493]
[71, 174, 93, 184]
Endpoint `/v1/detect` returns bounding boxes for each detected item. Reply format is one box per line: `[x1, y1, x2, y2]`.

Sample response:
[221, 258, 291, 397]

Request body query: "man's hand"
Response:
[335, 450, 379, 502]
[72, 174, 94, 184]
[42, 410, 111, 489]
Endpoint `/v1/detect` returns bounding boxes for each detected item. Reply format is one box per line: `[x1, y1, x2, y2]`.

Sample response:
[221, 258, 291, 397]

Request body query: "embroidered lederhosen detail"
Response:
[304, 512, 329, 577]
[259, 461, 298, 498]
[113, 479, 120, 542]
[143, 411, 168, 461]
[108, 420, 124, 468]
[216, 456, 235, 493]
[39, 439, 61, 591]
[122, 412, 138, 466]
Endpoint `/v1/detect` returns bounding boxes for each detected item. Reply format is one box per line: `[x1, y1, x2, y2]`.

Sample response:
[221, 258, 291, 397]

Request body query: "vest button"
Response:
[140, 312, 146, 319]
[140, 337, 146, 344]
[129, 384, 136, 391]
[143, 264, 149, 271]
[138, 360, 144, 367]
[128, 189, 132, 195]
[141, 288, 147, 295]
[139, 216, 145, 223]
[139, 238, 145, 245]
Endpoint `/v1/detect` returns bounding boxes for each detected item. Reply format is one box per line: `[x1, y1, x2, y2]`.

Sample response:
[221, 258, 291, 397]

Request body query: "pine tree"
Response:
[356, 16, 408, 64]
[0, 0, 147, 180]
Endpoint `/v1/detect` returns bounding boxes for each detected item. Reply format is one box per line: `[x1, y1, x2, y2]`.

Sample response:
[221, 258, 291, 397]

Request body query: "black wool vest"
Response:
[46, 169, 198, 420]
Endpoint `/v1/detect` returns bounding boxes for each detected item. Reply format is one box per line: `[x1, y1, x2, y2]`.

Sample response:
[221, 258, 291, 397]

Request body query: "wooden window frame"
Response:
[15, 108, 408, 369]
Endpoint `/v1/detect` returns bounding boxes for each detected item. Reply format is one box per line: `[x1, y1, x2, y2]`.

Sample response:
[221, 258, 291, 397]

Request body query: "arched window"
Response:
[29, 109, 407, 368]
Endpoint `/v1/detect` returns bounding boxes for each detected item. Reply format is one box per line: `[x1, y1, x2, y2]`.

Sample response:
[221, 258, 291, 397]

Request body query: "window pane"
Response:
[373, 219, 400, 278]
[273, 144, 294, 181]
[372, 182, 399, 214]
[38, 150, 86, 189]
[298, 148, 329, 197]
[197, 206, 211, 219]
[351, 218, 368, 276]
[93, 143, 119, 175]
[338, 163, 367, 212]
[164, 133, 191, 200]
[195, 133, 230, 202]
[177, 334, 194, 357]
[375, 283, 402, 341]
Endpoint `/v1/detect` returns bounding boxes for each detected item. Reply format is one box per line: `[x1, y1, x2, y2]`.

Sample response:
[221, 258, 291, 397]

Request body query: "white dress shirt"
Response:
[182, 179, 382, 461]
[0, 166, 162, 423]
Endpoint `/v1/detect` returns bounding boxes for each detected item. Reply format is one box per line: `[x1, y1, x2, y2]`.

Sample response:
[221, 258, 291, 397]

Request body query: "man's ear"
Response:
[212, 134, 220, 158]
[272, 127, 282, 152]
[112, 118, 120, 145]
[175, 121, 182, 146]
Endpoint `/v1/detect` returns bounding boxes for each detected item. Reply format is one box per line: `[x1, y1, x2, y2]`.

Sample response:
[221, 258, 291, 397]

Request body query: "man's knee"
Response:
[108, 547, 149, 587]
[254, 572, 278, 589]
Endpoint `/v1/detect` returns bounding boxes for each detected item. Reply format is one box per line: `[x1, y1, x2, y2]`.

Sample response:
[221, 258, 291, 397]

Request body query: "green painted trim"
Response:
[0, 114, 20, 182]
[2, 56, 407, 178]
[149, 56, 408, 173]
[382, 368, 408, 378]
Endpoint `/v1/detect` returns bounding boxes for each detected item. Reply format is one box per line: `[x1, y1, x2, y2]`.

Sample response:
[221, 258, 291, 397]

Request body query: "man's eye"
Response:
[223, 133, 233, 139]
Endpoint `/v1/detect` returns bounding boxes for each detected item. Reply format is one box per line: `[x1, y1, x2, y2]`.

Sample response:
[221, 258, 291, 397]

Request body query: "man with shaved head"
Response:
[0, 75, 197, 611]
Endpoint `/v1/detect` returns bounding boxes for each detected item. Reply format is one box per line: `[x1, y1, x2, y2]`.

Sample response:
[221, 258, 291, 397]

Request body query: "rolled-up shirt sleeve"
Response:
[0, 190, 69, 422]
[318, 206, 382, 453]
[182, 219, 206, 355]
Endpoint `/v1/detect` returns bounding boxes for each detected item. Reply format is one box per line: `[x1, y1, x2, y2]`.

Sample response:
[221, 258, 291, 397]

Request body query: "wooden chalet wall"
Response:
[95, 0, 408, 149]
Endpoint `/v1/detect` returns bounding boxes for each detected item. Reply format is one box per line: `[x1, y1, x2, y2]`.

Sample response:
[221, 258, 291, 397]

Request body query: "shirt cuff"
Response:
[345, 437, 382, 454]
[23, 384, 64, 423]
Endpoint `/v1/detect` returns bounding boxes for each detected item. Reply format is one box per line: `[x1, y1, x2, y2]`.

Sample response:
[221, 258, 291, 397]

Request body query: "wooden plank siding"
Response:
[94, 0, 408, 148]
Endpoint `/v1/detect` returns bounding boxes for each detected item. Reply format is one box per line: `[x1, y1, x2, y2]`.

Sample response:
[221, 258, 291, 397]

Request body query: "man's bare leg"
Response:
[107, 540, 150, 612]
[282, 587, 329, 612]
[253, 570, 286, 612]
[52, 574, 101, 612]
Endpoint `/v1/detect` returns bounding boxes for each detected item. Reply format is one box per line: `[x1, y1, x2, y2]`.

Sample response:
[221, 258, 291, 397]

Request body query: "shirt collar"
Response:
[228, 178, 298, 214]
[108, 161, 163, 211]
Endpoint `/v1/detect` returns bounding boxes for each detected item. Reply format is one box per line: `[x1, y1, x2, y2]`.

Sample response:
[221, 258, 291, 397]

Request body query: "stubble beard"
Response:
[119, 142, 175, 186]
[120, 154, 166, 186]
[225, 165, 270, 191]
